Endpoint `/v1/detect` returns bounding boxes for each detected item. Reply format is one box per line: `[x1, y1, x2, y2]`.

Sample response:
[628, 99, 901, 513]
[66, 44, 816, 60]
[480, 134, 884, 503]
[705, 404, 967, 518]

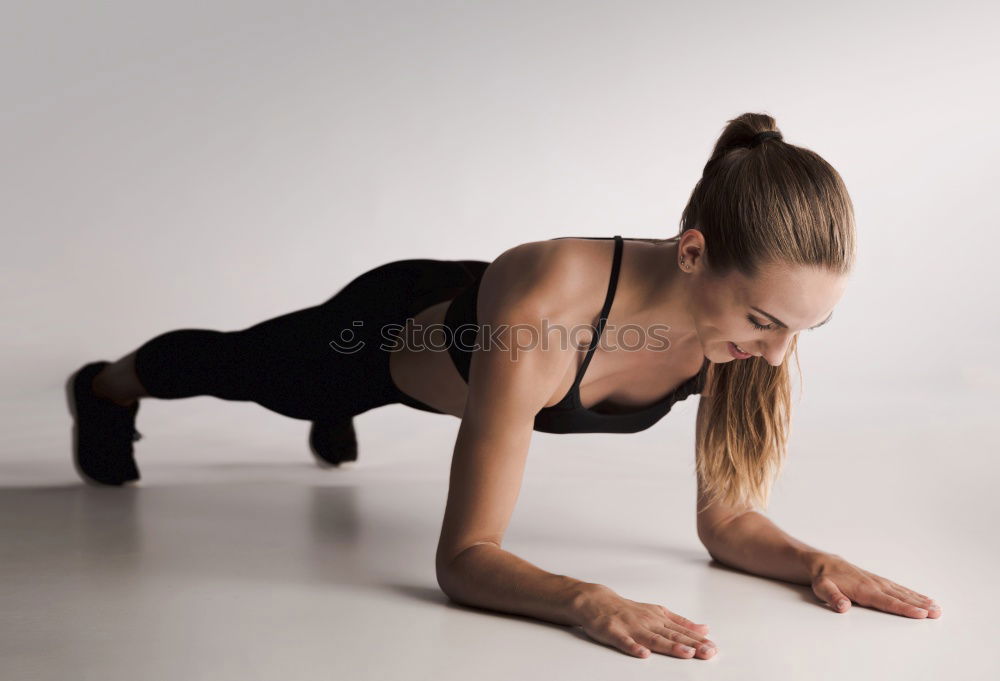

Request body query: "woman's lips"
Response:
[728, 341, 752, 359]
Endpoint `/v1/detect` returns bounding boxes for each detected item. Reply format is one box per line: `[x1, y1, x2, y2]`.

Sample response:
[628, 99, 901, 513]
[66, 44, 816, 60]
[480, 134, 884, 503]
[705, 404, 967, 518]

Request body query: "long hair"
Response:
[682, 112, 856, 512]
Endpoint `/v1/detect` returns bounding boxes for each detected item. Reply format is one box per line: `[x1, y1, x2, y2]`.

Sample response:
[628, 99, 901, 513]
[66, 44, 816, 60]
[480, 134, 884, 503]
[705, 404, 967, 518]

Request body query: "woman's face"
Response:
[687, 260, 849, 367]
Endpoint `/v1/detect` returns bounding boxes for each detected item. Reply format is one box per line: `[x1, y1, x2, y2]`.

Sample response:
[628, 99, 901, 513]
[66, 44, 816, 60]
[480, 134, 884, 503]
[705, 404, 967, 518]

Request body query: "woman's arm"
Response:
[435, 242, 591, 620]
[434, 300, 583, 624]
[698, 505, 828, 585]
[436, 242, 718, 659]
[694, 397, 942, 619]
[699, 506, 941, 618]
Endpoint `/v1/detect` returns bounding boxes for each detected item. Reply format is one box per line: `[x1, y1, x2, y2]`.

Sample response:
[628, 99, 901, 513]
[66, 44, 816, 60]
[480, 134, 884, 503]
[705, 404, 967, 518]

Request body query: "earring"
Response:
[679, 257, 687, 270]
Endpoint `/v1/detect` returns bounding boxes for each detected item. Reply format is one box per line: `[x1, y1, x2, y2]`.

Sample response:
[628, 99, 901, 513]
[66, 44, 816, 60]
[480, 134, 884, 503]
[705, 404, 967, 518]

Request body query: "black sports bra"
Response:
[442, 235, 710, 434]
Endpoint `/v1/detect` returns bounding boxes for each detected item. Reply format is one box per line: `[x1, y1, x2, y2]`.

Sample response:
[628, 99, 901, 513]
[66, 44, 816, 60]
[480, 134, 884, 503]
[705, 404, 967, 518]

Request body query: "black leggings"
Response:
[133, 258, 489, 422]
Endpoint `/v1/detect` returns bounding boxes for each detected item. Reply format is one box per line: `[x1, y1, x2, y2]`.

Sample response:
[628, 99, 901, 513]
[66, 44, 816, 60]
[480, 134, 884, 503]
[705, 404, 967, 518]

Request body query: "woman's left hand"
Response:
[808, 553, 942, 618]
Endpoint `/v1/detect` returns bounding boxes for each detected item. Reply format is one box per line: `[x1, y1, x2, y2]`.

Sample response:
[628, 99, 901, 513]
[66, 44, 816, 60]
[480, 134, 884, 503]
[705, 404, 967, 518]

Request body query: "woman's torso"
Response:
[387, 236, 709, 433]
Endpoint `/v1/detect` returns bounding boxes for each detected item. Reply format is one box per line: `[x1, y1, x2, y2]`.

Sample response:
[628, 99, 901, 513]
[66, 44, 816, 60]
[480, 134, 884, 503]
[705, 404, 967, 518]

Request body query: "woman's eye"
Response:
[747, 315, 773, 331]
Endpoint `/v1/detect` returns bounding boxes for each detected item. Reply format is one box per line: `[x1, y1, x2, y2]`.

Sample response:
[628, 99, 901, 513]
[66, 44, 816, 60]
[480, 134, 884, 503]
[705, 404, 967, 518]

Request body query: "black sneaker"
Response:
[308, 417, 357, 468]
[65, 361, 144, 486]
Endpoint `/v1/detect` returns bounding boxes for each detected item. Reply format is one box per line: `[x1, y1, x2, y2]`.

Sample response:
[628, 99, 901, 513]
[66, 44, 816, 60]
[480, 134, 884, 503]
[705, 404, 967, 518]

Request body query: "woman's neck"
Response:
[628, 239, 699, 345]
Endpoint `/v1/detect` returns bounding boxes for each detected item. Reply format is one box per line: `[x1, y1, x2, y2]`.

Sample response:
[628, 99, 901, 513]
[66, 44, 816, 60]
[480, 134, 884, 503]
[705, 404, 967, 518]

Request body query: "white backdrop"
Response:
[2, 2, 999, 678]
[5, 0, 999, 466]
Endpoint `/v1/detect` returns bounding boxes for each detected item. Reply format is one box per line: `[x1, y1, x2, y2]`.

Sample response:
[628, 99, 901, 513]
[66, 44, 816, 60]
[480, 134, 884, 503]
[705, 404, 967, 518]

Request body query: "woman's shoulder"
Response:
[476, 237, 616, 323]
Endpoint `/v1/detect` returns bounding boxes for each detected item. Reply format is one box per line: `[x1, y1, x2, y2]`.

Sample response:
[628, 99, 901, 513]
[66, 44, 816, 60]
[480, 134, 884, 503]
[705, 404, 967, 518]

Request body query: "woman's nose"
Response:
[761, 331, 795, 366]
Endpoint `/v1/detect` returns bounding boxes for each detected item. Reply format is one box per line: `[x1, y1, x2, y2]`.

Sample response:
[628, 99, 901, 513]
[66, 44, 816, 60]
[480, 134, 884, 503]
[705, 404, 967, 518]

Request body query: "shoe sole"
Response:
[309, 442, 338, 469]
[64, 364, 140, 487]
[308, 425, 335, 469]
[308, 422, 356, 470]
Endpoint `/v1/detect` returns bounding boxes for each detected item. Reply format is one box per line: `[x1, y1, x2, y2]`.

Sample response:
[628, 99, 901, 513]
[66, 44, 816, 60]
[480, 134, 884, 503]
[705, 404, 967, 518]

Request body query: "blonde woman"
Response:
[67, 112, 941, 660]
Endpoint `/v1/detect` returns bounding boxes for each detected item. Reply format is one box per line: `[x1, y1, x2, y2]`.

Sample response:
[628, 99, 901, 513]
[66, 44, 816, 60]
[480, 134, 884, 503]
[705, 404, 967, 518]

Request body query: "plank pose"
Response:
[67, 112, 941, 660]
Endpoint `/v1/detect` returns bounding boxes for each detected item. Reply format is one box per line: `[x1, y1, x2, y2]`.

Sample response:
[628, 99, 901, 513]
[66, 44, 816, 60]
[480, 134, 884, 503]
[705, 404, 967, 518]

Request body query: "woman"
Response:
[66, 112, 941, 660]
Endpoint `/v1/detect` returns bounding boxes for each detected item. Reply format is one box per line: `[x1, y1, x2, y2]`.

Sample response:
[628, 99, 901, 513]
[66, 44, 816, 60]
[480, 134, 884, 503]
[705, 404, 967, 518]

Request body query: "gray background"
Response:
[2, 1, 998, 679]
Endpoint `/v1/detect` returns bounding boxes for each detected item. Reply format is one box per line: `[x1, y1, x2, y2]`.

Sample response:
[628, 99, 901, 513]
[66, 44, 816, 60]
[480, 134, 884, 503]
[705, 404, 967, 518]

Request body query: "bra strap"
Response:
[573, 235, 623, 388]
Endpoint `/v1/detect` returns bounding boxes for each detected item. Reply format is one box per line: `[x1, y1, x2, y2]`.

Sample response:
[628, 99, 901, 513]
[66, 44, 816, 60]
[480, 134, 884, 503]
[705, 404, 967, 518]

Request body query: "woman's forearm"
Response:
[702, 511, 832, 584]
[437, 542, 592, 627]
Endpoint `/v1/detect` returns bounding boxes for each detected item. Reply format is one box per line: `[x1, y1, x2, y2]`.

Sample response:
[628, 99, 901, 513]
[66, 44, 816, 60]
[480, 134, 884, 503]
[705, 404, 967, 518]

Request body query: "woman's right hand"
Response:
[573, 584, 718, 660]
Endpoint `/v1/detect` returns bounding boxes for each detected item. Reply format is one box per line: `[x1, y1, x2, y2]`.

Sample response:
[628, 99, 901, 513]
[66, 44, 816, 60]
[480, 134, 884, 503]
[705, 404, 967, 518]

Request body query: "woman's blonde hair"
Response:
[682, 112, 856, 512]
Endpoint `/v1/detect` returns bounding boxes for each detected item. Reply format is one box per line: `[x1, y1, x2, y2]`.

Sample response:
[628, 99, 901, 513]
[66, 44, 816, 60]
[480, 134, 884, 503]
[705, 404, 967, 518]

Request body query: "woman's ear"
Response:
[678, 230, 707, 271]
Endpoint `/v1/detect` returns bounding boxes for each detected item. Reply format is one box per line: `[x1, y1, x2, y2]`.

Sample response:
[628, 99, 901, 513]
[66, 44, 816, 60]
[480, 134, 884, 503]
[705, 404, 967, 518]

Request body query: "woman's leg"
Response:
[131, 327, 312, 420]
[92, 259, 468, 423]
[122, 257, 489, 421]
[128, 320, 384, 423]
[71, 257, 491, 483]
[92, 351, 148, 406]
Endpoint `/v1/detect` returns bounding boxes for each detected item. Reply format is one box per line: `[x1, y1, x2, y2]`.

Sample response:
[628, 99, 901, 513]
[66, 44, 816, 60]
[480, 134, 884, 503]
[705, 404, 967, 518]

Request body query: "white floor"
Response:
[1, 382, 995, 680]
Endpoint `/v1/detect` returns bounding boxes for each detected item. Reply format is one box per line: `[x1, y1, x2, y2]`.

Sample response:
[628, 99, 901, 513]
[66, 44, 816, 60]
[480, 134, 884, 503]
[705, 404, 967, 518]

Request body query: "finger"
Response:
[637, 628, 710, 659]
[885, 585, 936, 613]
[657, 611, 713, 640]
[649, 623, 719, 659]
[900, 586, 931, 601]
[891, 585, 942, 616]
[660, 606, 711, 634]
[650, 619, 715, 648]
[868, 589, 929, 618]
[813, 576, 851, 613]
[650, 621, 717, 650]
[878, 578, 924, 601]
[604, 627, 651, 658]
